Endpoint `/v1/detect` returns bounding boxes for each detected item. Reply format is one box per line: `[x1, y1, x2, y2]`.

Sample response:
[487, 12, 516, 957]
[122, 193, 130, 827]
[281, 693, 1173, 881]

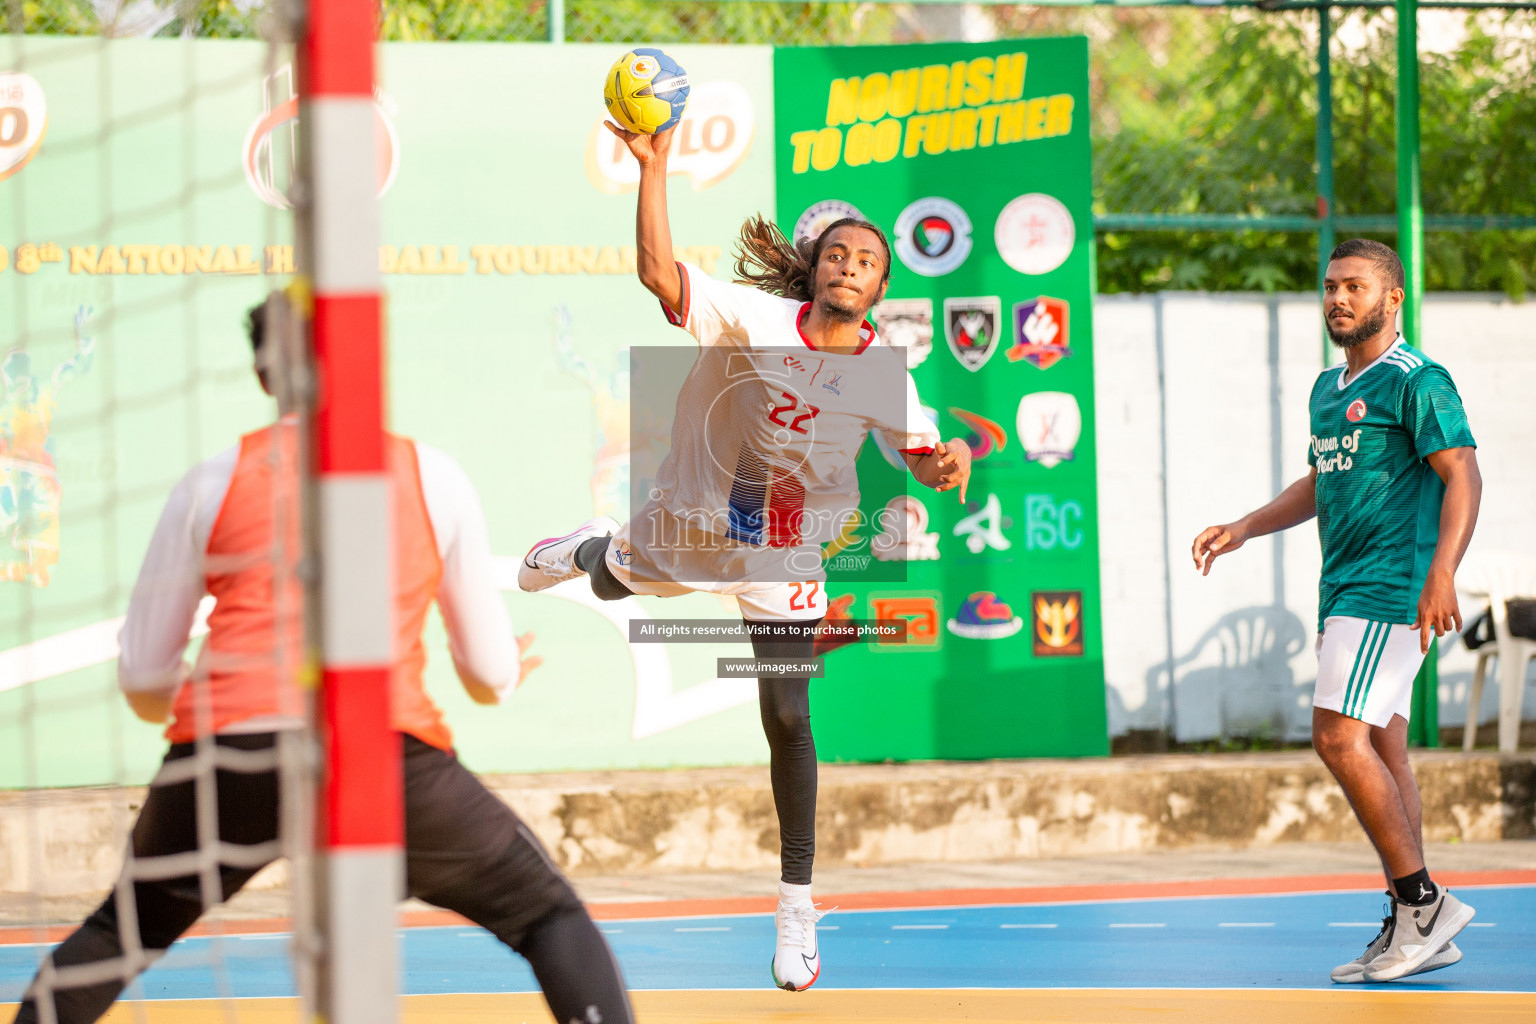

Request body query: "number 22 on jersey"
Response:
[768, 391, 819, 434]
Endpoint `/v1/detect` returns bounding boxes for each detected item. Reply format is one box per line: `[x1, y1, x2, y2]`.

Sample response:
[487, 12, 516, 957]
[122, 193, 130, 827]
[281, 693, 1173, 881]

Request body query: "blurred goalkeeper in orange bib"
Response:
[517, 121, 972, 992]
[13, 296, 635, 1024]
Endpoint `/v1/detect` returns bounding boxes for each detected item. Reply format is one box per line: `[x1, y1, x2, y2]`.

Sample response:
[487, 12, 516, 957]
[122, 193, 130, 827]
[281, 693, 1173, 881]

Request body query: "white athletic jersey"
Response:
[656, 262, 940, 548]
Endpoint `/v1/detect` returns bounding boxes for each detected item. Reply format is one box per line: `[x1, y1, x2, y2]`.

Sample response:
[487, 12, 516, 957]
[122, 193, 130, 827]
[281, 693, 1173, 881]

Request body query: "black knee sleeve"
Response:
[576, 536, 634, 602]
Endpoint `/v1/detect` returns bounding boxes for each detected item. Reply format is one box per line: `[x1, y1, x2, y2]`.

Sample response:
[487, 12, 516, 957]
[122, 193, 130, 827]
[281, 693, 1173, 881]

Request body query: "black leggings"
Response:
[749, 618, 821, 886]
[578, 536, 823, 885]
[14, 733, 633, 1024]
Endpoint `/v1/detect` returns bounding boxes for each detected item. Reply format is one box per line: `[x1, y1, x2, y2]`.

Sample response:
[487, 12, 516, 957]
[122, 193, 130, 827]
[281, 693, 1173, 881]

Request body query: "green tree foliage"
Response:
[17, 1, 1535, 296]
[1090, 8, 1536, 296]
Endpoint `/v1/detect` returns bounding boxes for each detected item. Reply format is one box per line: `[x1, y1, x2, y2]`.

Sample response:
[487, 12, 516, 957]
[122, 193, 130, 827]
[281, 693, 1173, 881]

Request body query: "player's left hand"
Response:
[1411, 569, 1462, 655]
[929, 438, 971, 503]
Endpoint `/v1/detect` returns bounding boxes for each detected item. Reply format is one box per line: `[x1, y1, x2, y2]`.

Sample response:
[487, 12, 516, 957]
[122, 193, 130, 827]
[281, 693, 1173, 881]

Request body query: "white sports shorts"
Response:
[605, 501, 828, 623]
[1313, 615, 1427, 728]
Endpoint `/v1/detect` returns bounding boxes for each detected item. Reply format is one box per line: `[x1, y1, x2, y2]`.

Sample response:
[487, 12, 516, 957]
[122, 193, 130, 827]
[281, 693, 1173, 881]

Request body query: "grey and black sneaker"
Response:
[517, 517, 619, 593]
[1332, 901, 1462, 982]
[1410, 941, 1464, 977]
[1362, 889, 1474, 982]
[1331, 904, 1395, 983]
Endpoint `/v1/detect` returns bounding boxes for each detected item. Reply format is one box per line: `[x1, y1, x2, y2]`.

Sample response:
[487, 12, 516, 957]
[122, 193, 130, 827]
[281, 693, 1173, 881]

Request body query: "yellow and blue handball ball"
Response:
[603, 47, 690, 135]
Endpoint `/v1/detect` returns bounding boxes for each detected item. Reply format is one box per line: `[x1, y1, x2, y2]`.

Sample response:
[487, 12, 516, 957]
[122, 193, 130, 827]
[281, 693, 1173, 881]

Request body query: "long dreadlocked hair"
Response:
[732, 214, 892, 303]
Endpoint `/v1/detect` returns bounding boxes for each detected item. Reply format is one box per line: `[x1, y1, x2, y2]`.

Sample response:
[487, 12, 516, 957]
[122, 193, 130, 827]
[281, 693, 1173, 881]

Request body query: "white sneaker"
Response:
[1411, 941, 1464, 977]
[1362, 890, 1474, 982]
[1332, 902, 1462, 983]
[771, 898, 825, 991]
[518, 517, 619, 593]
[1331, 906, 1395, 983]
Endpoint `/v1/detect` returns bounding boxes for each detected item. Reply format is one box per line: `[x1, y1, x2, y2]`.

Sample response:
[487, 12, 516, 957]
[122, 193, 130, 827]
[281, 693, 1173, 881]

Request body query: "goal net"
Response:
[1, 3, 387, 1022]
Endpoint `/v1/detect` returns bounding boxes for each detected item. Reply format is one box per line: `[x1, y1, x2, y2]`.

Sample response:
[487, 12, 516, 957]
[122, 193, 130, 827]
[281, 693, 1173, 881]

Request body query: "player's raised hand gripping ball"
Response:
[603, 48, 690, 135]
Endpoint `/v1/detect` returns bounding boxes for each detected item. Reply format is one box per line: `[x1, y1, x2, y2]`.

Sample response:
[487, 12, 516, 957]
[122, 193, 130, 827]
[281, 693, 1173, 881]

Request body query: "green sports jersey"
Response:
[1307, 338, 1475, 628]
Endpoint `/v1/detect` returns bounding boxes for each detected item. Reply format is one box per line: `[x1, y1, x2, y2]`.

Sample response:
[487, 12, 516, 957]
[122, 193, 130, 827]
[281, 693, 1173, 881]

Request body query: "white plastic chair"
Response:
[1456, 551, 1536, 753]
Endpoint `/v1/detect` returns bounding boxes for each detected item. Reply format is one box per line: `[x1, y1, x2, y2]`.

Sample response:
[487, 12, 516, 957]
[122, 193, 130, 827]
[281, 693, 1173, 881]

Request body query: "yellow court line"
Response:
[81, 989, 1536, 1024]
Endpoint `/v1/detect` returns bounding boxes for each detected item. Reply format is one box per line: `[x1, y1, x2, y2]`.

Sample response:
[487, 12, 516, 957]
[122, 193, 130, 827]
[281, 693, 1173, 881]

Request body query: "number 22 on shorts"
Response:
[788, 580, 821, 612]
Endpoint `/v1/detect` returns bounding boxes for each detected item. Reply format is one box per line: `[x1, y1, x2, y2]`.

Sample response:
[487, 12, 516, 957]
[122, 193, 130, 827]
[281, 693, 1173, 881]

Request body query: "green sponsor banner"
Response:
[773, 38, 1108, 758]
[0, 37, 780, 787]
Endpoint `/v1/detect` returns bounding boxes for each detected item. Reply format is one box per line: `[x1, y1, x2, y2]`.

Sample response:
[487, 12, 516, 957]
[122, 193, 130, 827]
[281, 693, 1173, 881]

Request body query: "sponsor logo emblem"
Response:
[245, 65, 400, 210]
[1032, 590, 1084, 657]
[894, 197, 973, 277]
[823, 371, 842, 395]
[1346, 399, 1367, 422]
[792, 198, 866, 246]
[1024, 494, 1085, 551]
[1008, 296, 1071, 369]
[1017, 392, 1081, 469]
[590, 81, 755, 193]
[943, 296, 1001, 372]
[0, 72, 48, 183]
[784, 356, 807, 372]
[947, 591, 1025, 640]
[995, 193, 1075, 276]
[630, 55, 660, 78]
[947, 408, 1007, 461]
[871, 595, 942, 649]
[872, 298, 934, 370]
[953, 493, 1011, 554]
[614, 542, 635, 566]
[872, 495, 940, 562]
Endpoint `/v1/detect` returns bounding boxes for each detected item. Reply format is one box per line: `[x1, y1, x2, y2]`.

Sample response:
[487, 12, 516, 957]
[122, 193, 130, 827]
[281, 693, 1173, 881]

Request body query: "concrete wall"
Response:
[5, 753, 1530, 894]
[1095, 293, 1536, 742]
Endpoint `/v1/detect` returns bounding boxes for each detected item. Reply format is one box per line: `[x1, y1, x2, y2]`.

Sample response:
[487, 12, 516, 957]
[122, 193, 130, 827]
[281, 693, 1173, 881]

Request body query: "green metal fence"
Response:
[12, 0, 1536, 298]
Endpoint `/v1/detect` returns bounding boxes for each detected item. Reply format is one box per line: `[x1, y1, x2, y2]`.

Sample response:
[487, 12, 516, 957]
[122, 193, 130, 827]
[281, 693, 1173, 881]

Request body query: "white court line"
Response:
[892, 924, 948, 930]
[1109, 923, 1166, 928]
[601, 929, 623, 935]
[1469, 922, 1497, 927]
[1000, 923, 1058, 929]
[0, 598, 214, 693]
[1329, 922, 1380, 927]
[675, 926, 730, 932]
[1218, 922, 1274, 928]
[819, 926, 839, 931]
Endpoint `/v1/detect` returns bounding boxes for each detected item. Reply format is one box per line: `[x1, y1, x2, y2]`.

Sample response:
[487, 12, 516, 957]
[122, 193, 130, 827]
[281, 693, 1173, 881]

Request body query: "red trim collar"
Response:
[797, 302, 876, 355]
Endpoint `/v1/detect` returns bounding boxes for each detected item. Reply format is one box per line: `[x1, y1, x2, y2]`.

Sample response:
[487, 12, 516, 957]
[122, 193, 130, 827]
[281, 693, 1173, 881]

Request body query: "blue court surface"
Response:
[2, 883, 1531, 1002]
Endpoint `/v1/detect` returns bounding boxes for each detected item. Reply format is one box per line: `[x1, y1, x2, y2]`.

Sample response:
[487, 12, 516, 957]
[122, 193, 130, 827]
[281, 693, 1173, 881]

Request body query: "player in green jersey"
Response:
[1191, 239, 1483, 984]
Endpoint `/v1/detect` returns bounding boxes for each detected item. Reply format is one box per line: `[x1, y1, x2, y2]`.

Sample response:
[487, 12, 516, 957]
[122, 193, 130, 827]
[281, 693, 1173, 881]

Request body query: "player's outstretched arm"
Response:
[604, 121, 683, 313]
[461, 633, 542, 705]
[1191, 467, 1318, 576]
[420, 444, 540, 703]
[904, 439, 972, 504]
[1412, 446, 1482, 653]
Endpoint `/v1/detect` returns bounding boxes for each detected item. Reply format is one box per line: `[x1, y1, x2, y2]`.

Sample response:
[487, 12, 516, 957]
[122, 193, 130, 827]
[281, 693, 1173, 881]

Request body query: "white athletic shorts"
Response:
[1313, 615, 1427, 728]
[605, 501, 829, 623]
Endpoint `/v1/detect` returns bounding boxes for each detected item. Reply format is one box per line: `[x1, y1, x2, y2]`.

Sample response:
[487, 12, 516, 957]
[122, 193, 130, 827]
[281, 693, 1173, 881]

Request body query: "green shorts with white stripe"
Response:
[1313, 616, 1428, 728]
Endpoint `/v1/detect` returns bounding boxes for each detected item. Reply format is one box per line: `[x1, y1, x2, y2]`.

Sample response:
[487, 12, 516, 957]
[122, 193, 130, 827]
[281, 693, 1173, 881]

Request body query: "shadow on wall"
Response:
[1147, 606, 1314, 744]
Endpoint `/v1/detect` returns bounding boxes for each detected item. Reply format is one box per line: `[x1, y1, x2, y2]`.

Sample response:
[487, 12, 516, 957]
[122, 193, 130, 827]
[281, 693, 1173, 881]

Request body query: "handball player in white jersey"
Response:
[518, 122, 972, 991]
